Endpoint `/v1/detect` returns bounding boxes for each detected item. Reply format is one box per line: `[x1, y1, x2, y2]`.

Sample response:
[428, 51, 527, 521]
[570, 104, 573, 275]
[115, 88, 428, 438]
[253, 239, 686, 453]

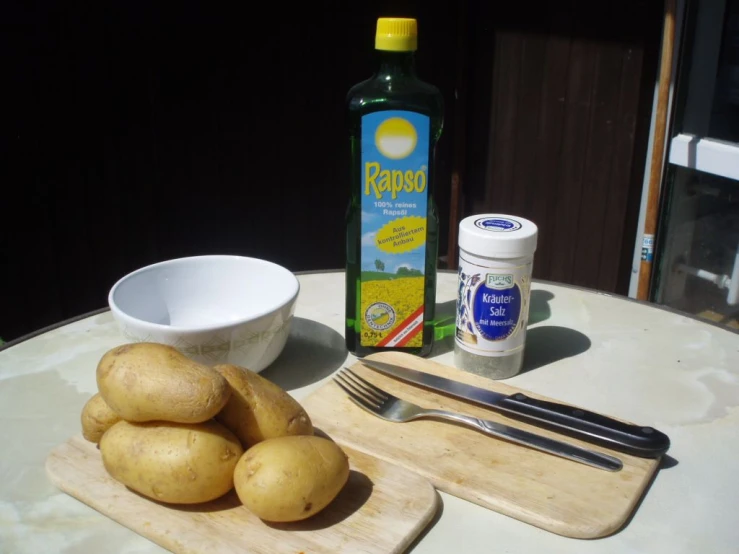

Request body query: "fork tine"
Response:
[345, 394, 384, 418]
[339, 369, 386, 404]
[334, 373, 382, 409]
[341, 367, 388, 403]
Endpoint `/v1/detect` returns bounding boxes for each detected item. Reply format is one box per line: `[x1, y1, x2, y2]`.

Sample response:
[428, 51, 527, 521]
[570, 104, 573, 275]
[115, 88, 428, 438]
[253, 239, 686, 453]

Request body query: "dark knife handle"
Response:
[498, 393, 671, 458]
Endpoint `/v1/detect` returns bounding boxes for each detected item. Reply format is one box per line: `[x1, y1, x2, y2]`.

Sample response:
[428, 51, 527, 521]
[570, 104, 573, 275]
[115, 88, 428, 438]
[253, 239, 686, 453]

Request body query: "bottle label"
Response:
[455, 255, 531, 357]
[359, 110, 430, 348]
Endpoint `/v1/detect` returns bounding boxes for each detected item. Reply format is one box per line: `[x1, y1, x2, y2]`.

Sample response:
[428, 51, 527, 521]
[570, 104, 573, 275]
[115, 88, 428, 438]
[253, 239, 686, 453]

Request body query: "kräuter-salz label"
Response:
[359, 110, 430, 348]
[456, 253, 532, 357]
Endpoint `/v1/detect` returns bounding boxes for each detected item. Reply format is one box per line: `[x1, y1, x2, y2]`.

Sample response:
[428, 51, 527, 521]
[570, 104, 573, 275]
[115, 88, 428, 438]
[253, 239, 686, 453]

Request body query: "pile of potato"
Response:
[81, 342, 349, 523]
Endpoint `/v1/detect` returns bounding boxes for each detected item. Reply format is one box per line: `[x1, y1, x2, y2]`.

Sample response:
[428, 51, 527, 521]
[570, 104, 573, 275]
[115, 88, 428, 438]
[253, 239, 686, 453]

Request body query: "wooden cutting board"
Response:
[46, 434, 438, 554]
[301, 351, 662, 539]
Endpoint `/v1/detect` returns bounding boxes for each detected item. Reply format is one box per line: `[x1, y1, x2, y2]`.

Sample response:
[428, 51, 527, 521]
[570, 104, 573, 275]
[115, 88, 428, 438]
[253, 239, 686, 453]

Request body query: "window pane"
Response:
[654, 165, 739, 331]
[708, 0, 739, 143]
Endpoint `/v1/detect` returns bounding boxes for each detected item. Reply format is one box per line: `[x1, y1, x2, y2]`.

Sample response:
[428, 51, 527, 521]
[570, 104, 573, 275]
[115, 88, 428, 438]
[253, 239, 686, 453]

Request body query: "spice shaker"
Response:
[454, 214, 538, 379]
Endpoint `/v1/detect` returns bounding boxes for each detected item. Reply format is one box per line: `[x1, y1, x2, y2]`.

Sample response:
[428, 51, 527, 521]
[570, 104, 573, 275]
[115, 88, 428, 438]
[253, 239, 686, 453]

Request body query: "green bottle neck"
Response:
[374, 50, 417, 79]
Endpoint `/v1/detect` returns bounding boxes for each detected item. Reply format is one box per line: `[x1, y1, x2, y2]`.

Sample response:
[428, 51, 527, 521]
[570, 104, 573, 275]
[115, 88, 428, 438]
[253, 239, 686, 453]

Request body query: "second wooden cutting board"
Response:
[301, 351, 662, 539]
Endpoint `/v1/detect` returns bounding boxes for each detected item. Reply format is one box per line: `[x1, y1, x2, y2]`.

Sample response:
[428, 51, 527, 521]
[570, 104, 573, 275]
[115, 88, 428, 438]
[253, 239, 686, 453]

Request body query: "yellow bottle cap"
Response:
[375, 17, 418, 52]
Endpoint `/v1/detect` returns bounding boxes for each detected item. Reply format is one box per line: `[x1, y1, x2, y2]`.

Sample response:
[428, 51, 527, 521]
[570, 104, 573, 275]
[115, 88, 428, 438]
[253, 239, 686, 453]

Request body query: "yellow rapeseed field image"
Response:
[361, 276, 424, 347]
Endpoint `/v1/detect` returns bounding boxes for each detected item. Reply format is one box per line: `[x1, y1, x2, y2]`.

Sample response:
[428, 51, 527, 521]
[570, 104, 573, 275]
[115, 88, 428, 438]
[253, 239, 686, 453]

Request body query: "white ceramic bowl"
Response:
[108, 255, 299, 373]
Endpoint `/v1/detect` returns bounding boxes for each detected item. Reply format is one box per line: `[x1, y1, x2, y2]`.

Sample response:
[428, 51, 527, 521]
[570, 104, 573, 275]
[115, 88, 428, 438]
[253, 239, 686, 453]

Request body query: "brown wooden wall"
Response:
[458, 1, 663, 294]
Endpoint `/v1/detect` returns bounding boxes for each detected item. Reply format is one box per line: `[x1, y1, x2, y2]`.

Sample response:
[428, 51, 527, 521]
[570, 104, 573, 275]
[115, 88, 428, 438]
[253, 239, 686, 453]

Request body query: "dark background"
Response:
[2, 1, 663, 341]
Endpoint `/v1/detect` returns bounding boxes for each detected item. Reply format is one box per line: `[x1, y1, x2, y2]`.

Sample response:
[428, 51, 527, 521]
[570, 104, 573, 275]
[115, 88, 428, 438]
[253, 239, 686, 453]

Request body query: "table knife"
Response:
[359, 358, 670, 458]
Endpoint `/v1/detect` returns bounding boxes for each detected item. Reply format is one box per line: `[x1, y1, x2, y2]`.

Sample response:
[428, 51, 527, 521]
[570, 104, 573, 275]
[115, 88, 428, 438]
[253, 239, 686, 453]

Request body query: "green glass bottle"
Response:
[345, 17, 444, 357]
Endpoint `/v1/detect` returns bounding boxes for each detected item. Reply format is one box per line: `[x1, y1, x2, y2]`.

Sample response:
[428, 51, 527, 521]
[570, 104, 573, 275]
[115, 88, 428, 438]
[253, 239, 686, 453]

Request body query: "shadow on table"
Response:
[521, 325, 591, 374]
[260, 317, 348, 390]
[430, 300, 456, 357]
[660, 455, 678, 469]
[529, 289, 554, 325]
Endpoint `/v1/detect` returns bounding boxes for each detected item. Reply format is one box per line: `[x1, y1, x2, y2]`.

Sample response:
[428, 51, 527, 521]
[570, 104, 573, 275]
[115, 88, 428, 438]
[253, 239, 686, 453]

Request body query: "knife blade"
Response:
[359, 358, 671, 458]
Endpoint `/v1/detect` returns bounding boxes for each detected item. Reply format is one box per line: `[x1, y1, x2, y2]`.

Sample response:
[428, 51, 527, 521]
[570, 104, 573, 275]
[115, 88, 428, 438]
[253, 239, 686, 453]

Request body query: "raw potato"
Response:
[80, 393, 122, 443]
[233, 435, 350, 522]
[96, 343, 231, 423]
[100, 419, 244, 504]
[214, 364, 313, 447]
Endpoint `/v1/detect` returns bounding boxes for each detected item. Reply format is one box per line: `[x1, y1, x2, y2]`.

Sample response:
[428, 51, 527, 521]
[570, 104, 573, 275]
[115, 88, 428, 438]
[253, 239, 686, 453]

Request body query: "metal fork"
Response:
[334, 368, 623, 472]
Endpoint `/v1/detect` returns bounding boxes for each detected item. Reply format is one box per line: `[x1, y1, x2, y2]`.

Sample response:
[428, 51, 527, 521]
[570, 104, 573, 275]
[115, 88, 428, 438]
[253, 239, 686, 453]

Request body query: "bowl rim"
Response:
[108, 254, 300, 333]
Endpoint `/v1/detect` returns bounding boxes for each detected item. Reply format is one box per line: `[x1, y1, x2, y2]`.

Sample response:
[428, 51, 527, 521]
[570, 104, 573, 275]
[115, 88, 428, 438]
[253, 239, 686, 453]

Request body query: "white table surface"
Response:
[1, 270, 738, 553]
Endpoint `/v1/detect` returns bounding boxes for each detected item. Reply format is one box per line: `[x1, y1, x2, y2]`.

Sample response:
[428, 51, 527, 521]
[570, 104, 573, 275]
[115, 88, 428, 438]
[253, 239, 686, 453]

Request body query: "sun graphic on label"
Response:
[375, 117, 418, 160]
